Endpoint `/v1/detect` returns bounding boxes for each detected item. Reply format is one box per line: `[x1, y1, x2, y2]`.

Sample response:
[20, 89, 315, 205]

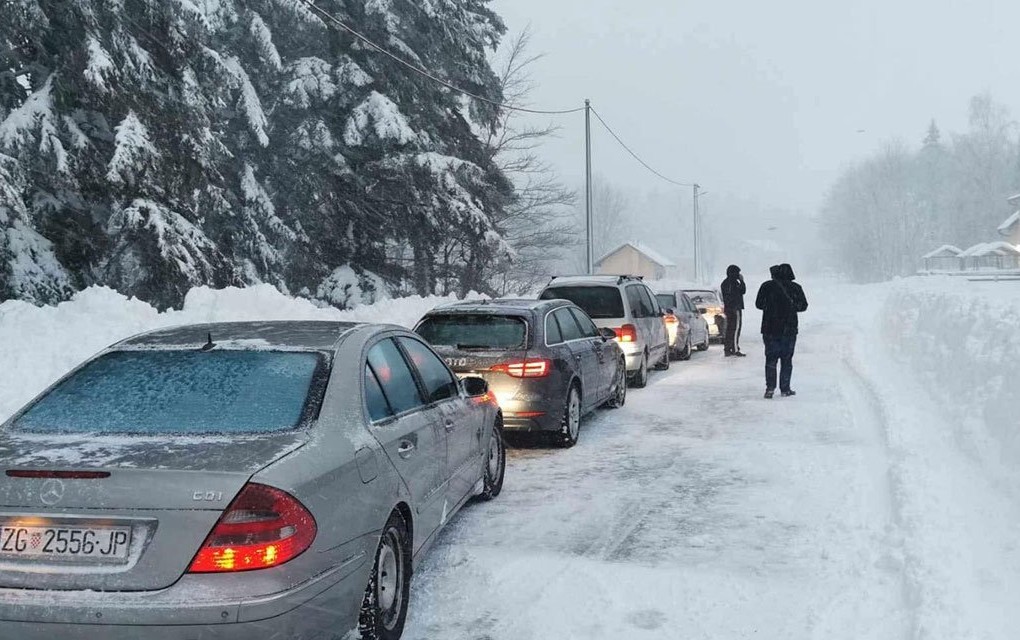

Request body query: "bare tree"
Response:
[482, 28, 579, 295]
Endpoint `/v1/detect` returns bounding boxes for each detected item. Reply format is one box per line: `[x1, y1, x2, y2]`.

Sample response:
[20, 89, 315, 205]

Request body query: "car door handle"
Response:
[444, 421, 456, 433]
[397, 441, 417, 459]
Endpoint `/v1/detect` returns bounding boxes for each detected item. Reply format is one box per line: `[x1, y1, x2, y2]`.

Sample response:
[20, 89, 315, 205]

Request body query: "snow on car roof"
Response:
[117, 321, 364, 350]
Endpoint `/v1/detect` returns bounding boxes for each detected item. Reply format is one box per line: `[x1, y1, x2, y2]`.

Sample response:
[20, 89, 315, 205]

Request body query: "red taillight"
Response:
[664, 314, 679, 325]
[614, 324, 638, 343]
[187, 483, 316, 574]
[490, 358, 551, 378]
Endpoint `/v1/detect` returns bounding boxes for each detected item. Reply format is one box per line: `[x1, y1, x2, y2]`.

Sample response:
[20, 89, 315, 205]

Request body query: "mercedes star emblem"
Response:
[39, 479, 65, 506]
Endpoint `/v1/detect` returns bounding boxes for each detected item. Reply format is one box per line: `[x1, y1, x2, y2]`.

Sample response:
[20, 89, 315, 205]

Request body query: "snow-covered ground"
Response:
[401, 277, 1020, 639]
[1, 278, 1017, 638]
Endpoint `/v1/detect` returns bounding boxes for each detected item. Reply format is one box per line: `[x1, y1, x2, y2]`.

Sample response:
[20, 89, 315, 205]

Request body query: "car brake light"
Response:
[490, 359, 551, 378]
[188, 483, 316, 573]
[664, 314, 679, 325]
[614, 324, 638, 343]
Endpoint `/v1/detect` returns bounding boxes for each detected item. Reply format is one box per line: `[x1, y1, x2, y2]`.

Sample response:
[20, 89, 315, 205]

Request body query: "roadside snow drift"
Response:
[0, 284, 470, 422]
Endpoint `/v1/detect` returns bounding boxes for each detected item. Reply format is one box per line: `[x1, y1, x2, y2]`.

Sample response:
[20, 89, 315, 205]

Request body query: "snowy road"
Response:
[402, 293, 1020, 640]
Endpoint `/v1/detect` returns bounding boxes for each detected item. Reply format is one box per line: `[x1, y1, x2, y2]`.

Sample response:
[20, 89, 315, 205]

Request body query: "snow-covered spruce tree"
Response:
[0, 0, 512, 306]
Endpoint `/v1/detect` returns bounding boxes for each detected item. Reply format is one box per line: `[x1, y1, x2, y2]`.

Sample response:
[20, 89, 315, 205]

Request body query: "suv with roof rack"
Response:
[538, 275, 670, 388]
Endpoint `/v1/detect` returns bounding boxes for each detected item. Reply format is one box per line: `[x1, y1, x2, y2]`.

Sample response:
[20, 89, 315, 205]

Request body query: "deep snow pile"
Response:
[0, 284, 473, 422]
[880, 277, 1020, 477]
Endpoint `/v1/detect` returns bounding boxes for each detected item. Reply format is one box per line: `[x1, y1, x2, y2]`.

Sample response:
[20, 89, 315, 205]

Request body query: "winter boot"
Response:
[781, 390, 796, 397]
[764, 389, 775, 399]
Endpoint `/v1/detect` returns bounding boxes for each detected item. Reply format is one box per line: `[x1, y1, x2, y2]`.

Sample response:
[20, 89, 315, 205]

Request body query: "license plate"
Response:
[0, 523, 131, 563]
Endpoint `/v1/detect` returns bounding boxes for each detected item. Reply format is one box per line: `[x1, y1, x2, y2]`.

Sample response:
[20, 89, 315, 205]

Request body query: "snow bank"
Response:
[0, 284, 472, 422]
[881, 276, 1020, 475]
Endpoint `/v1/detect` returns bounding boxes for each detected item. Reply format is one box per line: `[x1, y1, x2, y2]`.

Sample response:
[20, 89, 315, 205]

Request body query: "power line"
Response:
[589, 106, 695, 188]
[298, 0, 586, 116]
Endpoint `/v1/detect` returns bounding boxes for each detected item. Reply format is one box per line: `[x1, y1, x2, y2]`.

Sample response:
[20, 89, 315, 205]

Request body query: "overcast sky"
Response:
[491, 0, 1020, 215]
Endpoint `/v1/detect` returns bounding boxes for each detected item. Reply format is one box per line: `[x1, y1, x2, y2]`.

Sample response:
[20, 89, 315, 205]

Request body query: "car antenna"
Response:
[201, 332, 216, 352]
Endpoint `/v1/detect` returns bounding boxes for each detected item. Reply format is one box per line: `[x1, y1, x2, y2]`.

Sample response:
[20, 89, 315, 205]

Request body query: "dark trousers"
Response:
[724, 309, 742, 354]
[763, 334, 797, 392]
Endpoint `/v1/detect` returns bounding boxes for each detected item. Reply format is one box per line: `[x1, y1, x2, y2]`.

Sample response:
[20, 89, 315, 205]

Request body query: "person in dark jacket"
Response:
[755, 263, 808, 398]
[720, 264, 746, 357]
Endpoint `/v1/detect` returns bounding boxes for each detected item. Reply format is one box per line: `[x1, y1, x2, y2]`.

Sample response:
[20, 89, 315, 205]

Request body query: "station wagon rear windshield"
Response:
[687, 291, 720, 305]
[10, 350, 326, 435]
[656, 294, 677, 309]
[417, 314, 527, 349]
[540, 286, 625, 319]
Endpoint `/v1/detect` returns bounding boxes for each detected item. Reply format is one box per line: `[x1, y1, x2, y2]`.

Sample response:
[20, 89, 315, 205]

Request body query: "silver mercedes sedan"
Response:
[0, 321, 505, 640]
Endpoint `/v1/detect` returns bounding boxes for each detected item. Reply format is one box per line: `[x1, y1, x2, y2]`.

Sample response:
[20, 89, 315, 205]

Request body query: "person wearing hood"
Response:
[720, 264, 746, 357]
[755, 263, 808, 399]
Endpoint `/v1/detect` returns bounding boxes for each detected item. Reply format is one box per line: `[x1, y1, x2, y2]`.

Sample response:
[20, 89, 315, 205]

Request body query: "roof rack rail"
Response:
[549, 273, 645, 283]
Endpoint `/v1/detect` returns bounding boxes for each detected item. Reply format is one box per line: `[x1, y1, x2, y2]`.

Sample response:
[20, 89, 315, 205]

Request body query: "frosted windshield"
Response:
[11, 350, 324, 435]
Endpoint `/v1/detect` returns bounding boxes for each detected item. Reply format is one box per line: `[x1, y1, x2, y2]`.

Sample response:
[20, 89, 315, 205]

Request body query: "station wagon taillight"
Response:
[188, 483, 316, 573]
[664, 314, 679, 325]
[614, 324, 638, 343]
[490, 358, 551, 378]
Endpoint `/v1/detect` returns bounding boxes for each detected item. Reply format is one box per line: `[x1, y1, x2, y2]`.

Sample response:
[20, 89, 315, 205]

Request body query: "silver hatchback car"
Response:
[539, 275, 670, 387]
[0, 321, 504, 640]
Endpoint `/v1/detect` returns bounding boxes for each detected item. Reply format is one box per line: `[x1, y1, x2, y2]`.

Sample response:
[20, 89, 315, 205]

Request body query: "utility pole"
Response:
[693, 183, 701, 282]
[585, 99, 594, 275]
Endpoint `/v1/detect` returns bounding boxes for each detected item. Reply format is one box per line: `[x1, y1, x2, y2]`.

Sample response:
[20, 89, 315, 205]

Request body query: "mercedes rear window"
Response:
[416, 314, 528, 349]
[10, 350, 327, 435]
[540, 286, 625, 319]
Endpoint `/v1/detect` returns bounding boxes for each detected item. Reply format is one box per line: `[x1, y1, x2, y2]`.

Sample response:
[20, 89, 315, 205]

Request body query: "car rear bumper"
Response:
[501, 400, 562, 432]
[0, 552, 369, 639]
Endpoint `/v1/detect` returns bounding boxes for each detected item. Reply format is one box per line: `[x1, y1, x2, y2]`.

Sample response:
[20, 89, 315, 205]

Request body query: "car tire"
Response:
[678, 336, 693, 361]
[655, 345, 671, 370]
[359, 510, 411, 640]
[697, 334, 710, 351]
[603, 358, 628, 409]
[629, 352, 649, 389]
[558, 384, 582, 448]
[479, 418, 505, 500]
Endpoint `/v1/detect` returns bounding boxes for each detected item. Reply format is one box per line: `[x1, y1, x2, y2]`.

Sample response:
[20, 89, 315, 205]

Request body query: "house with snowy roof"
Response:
[921, 245, 963, 272]
[920, 195, 1020, 275]
[998, 194, 1020, 245]
[596, 241, 678, 280]
[959, 241, 1020, 271]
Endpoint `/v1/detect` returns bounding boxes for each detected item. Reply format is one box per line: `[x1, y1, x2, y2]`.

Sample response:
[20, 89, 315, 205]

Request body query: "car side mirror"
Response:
[697, 307, 707, 314]
[598, 327, 618, 341]
[665, 308, 675, 315]
[462, 376, 489, 398]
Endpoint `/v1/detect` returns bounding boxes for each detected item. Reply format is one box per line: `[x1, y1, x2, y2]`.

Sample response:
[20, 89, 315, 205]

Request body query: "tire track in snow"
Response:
[837, 354, 919, 640]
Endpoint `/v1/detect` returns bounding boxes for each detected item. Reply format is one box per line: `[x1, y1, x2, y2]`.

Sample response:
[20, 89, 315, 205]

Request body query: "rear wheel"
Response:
[697, 333, 710, 351]
[677, 336, 693, 361]
[629, 352, 649, 389]
[603, 358, 628, 409]
[359, 510, 411, 640]
[558, 385, 582, 448]
[479, 419, 505, 500]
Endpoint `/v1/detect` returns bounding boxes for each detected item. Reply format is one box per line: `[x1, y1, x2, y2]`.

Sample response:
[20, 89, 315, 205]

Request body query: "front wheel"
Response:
[603, 358, 627, 409]
[479, 419, 505, 500]
[655, 345, 671, 370]
[629, 353, 649, 389]
[359, 510, 411, 640]
[558, 385, 582, 448]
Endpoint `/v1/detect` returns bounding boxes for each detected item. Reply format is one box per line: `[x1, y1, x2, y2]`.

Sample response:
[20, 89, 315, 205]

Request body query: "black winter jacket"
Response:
[755, 264, 808, 335]
[721, 265, 746, 311]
